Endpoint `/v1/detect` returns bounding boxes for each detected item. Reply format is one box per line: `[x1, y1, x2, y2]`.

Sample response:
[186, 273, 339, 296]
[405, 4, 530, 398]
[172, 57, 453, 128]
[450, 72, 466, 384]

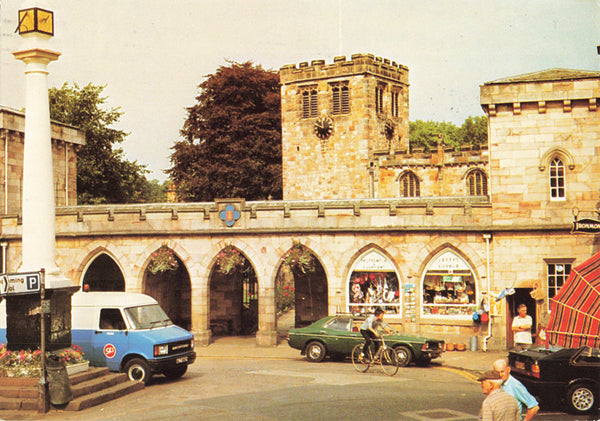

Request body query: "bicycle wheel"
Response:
[380, 347, 399, 376]
[351, 344, 370, 372]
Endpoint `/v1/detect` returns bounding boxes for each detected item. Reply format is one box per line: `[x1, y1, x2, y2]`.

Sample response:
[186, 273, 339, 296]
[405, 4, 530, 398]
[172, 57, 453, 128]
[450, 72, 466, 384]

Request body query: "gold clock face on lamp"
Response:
[314, 116, 333, 139]
[17, 8, 54, 36]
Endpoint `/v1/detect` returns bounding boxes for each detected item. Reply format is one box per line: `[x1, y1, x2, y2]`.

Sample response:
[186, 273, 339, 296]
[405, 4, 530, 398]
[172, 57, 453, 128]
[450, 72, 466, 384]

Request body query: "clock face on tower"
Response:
[314, 116, 333, 139]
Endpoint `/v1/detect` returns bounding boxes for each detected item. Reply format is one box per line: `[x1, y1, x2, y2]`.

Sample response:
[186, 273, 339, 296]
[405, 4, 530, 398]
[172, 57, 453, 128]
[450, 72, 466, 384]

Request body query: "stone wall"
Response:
[281, 54, 409, 200]
[0, 107, 84, 213]
[481, 72, 600, 226]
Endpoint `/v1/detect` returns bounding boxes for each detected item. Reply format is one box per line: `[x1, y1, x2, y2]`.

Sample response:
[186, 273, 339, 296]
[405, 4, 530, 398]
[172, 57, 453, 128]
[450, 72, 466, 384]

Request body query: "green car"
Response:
[286, 314, 445, 366]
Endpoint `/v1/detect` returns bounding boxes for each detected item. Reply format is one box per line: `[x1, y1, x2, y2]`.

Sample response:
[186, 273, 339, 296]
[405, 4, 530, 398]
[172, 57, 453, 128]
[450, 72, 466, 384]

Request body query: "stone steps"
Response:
[0, 366, 144, 412]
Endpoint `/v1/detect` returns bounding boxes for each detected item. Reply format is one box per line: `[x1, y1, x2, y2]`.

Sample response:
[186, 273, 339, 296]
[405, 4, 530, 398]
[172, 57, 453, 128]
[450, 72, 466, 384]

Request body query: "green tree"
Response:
[457, 115, 488, 147]
[168, 61, 282, 201]
[409, 115, 487, 151]
[49, 83, 151, 204]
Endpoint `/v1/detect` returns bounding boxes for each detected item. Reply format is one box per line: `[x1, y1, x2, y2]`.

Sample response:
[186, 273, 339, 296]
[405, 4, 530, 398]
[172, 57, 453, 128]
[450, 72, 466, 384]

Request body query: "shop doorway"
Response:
[506, 288, 536, 349]
[82, 253, 125, 291]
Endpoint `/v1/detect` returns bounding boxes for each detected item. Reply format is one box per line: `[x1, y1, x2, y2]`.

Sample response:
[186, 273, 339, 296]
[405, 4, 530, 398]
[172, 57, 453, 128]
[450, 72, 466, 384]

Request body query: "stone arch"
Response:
[208, 244, 259, 336]
[75, 244, 129, 291]
[538, 146, 575, 171]
[140, 242, 192, 330]
[71, 243, 132, 288]
[344, 243, 403, 316]
[461, 167, 489, 180]
[415, 241, 484, 320]
[395, 169, 423, 183]
[275, 241, 329, 330]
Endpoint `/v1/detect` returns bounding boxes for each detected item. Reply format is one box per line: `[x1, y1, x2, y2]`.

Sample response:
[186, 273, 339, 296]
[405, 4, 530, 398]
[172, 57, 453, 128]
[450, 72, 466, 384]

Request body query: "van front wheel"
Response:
[124, 358, 151, 385]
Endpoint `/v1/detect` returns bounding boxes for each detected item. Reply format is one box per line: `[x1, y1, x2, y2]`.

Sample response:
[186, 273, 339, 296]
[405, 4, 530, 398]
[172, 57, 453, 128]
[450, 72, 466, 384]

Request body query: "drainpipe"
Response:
[4, 132, 8, 214]
[1, 241, 7, 273]
[483, 233, 492, 351]
[64, 143, 69, 206]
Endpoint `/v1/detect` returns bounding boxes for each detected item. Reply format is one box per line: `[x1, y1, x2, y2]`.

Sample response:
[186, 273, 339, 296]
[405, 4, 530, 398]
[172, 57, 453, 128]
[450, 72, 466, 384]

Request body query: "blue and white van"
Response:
[0, 291, 196, 385]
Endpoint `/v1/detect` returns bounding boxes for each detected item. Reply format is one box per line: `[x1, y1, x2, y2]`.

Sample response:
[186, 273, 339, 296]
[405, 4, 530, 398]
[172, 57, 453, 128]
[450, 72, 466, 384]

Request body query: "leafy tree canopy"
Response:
[409, 115, 487, 152]
[49, 83, 152, 204]
[168, 61, 282, 201]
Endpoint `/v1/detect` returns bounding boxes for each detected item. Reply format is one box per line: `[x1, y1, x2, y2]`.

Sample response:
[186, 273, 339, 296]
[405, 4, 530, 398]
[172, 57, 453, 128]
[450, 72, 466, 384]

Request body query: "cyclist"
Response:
[360, 308, 393, 360]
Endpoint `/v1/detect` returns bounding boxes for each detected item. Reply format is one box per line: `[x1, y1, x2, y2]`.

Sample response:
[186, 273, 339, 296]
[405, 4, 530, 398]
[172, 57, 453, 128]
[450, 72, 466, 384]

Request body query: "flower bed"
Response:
[0, 344, 88, 378]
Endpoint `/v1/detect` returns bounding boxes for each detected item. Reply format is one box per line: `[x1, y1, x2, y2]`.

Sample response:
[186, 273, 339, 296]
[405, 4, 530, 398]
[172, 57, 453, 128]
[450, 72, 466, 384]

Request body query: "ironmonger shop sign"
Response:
[573, 218, 600, 234]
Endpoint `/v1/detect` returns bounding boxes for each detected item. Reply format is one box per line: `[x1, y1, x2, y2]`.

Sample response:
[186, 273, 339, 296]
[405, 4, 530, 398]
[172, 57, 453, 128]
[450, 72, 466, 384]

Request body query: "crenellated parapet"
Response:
[280, 53, 408, 86]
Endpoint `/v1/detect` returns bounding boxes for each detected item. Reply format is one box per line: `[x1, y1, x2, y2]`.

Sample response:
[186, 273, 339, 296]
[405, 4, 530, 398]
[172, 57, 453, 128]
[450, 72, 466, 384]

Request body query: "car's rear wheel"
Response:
[305, 341, 326, 362]
[567, 383, 597, 414]
[394, 345, 413, 367]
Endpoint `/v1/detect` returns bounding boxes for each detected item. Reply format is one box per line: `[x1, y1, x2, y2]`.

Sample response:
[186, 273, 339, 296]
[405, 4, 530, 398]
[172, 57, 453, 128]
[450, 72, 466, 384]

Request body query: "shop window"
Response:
[399, 172, 420, 197]
[547, 261, 571, 299]
[549, 157, 565, 200]
[331, 82, 350, 115]
[422, 250, 478, 318]
[348, 250, 400, 315]
[302, 88, 318, 118]
[467, 170, 488, 196]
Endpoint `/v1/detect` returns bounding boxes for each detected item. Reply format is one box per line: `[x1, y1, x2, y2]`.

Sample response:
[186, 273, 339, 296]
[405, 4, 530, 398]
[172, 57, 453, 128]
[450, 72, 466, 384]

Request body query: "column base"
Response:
[194, 329, 212, 346]
[256, 329, 278, 347]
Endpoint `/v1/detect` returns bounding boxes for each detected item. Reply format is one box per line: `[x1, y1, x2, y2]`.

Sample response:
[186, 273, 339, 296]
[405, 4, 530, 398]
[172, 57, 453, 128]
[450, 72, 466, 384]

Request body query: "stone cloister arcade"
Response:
[1, 196, 502, 347]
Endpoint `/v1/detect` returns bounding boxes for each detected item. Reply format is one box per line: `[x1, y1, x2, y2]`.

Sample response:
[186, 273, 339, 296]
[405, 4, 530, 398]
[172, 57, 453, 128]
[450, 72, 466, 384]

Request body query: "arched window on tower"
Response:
[331, 82, 350, 115]
[301, 87, 318, 118]
[549, 157, 565, 200]
[466, 169, 488, 196]
[399, 172, 420, 197]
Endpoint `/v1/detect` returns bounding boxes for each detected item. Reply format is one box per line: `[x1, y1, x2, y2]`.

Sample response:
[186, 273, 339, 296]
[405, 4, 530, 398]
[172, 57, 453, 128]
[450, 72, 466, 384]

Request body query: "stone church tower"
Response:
[280, 54, 409, 200]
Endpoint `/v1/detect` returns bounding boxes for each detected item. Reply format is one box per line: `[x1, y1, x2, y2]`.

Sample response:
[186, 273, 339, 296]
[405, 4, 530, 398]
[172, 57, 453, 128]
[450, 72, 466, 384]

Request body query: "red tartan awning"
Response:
[547, 250, 600, 348]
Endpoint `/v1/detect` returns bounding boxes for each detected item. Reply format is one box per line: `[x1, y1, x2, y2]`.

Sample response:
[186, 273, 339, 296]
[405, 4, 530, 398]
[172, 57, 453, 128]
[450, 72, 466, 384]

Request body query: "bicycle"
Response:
[351, 335, 399, 376]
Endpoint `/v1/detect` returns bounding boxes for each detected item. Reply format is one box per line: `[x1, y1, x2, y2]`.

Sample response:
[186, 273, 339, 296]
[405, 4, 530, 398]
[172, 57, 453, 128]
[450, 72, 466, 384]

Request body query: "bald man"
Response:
[493, 358, 539, 421]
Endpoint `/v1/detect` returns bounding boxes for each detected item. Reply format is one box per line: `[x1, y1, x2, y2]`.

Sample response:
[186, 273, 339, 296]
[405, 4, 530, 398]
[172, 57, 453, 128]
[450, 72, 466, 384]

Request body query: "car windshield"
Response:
[124, 304, 172, 329]
[324, 317, 351, 331]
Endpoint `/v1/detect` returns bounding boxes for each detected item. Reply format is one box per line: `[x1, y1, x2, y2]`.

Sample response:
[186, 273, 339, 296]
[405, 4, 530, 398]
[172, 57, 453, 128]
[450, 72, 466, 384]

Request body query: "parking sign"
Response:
[0, 271, 42, 296]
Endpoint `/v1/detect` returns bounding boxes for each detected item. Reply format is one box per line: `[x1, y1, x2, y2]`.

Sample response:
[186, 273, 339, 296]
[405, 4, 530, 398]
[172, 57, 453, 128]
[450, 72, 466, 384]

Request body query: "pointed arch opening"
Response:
[347, 249, 401, 315]
[209, 246, 258, 336]
[82, 253, 125, 292]
[143, 245, 191, 330]
[276, 242, 328, 330]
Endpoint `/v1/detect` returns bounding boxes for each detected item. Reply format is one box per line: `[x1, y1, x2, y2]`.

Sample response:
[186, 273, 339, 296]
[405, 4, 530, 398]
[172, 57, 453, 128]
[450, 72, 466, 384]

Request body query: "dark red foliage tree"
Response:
[168, 61, 282, 201]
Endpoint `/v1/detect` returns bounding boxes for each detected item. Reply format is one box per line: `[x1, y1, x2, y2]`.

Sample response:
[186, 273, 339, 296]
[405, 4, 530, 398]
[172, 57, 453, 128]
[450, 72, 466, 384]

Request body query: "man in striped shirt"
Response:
[478, 370, 520, 421]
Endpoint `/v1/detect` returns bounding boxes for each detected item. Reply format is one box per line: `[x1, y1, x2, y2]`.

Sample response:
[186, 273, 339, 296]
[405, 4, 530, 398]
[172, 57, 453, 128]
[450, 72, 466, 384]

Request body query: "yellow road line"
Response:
[436, 366, 479, 382]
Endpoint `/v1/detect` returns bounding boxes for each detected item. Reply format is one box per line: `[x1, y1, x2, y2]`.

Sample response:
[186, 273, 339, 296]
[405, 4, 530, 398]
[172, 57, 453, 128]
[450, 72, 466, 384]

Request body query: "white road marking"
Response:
[247, 369, 407, 386]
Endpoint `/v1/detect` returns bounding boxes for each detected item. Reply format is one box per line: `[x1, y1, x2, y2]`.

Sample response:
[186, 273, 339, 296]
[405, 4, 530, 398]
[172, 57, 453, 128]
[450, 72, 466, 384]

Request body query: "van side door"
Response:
[92, 308, 129, 372]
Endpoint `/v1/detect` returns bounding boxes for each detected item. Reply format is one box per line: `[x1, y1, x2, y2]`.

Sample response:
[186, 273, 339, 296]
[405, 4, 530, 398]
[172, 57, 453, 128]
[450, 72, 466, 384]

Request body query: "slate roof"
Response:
[484, 68, 600, 85]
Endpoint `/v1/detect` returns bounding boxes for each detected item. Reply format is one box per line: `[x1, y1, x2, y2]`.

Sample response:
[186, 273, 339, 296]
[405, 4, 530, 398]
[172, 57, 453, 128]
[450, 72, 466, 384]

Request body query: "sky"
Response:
[1, 0, 598, 182]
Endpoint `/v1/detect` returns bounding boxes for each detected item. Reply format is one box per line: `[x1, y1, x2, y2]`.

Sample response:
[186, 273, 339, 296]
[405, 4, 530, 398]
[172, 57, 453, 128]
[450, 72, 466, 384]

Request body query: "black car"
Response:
[508, 346, 600, 415]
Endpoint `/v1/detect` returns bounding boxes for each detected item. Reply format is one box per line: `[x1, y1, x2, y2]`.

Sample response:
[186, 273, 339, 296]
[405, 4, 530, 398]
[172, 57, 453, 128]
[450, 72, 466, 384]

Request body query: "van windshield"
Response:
[124, 304, 173, 329]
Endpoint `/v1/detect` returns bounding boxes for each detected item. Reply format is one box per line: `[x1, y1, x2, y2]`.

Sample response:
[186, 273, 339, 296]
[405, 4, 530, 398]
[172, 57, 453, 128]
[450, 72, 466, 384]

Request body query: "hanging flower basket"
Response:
[283, 242, 316, 273]
[216, 247, 246, 275]
[148, 246, 179, 274]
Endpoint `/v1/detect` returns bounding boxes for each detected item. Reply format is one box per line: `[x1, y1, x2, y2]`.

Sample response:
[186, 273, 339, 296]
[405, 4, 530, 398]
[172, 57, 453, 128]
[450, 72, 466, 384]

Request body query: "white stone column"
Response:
[13, 37, 69, 288]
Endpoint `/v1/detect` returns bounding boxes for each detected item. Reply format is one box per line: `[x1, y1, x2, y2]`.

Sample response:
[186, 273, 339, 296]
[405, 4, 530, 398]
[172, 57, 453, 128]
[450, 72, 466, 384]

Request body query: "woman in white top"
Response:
[512, 304, 533, 349]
